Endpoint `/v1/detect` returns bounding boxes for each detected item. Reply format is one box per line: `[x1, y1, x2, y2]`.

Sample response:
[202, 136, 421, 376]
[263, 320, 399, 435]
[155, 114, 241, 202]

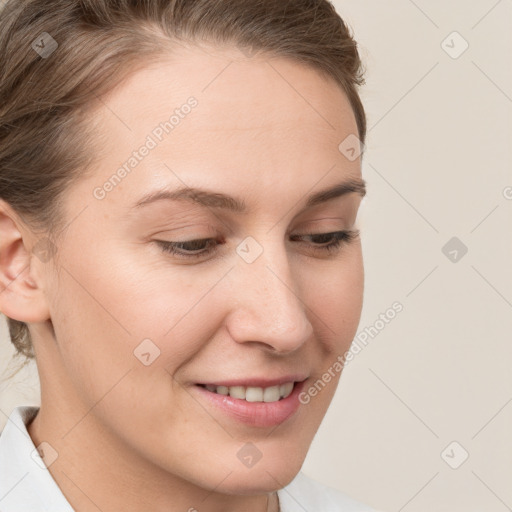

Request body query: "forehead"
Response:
[76, 44, 361, 212]
[94, 43, 357, 139]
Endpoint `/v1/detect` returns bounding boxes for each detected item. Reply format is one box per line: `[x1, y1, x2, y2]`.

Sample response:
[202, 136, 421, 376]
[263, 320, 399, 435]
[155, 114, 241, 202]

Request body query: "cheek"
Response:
[47, 251, 223, 454]
[47, 245, 218, 404]
[301, 245, 364, 353]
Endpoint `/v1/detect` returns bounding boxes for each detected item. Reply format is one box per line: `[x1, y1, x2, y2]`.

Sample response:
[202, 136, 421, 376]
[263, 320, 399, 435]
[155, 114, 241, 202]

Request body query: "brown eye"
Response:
[156, 238, 219, 259]
[155, 230, 359, 261]
[289, 230, 360, 254]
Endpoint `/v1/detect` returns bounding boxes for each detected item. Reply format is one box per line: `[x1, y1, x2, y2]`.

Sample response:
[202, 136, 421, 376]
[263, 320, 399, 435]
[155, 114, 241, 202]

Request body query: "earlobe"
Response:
[0, 200, 51, 323]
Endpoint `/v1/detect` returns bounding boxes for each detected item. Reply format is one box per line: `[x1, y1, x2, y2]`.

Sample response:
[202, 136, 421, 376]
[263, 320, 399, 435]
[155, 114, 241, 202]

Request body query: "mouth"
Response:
[197, 381, 295, 403]
[193, 378, 307, 428]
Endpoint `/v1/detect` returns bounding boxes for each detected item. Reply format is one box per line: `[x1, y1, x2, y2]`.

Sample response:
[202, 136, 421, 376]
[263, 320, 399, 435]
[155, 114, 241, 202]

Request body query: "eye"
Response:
[290, 229, 360, 255]
[156, 237, 220, 259]
[155, 230, 360, 260]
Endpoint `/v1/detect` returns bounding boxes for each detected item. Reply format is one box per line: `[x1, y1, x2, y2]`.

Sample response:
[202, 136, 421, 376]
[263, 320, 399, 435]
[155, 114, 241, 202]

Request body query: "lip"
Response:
[193, 378, 307, 428]
[195, 375, 307, 388]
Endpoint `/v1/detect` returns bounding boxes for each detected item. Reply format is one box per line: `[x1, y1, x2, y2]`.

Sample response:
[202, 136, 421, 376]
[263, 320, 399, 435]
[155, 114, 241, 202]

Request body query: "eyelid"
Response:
[151, 224, 220, 239]
[154, 229, 359, 260]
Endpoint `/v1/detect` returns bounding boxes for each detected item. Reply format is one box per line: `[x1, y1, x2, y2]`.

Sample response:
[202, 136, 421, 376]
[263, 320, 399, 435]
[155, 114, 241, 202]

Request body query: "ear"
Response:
[0, 199, 51, 323]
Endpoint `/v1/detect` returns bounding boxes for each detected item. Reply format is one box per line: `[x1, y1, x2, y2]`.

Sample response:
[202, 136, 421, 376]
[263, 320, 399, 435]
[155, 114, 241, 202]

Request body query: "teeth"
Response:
[279, 382, 294, 398]
[216, 385, 229, 395]
[203, 382, 295, 402]
[245, 387, 263, 402]
[229, 386, 246, 400]
[263, 385, 281, 402]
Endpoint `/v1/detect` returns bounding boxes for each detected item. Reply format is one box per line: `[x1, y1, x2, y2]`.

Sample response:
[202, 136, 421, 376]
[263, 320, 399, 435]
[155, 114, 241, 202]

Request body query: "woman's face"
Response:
[35, 44, 365, 494]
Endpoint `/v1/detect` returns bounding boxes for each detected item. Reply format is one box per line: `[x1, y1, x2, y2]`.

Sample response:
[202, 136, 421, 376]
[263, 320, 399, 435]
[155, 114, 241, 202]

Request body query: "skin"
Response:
[0, 43, 365, 512]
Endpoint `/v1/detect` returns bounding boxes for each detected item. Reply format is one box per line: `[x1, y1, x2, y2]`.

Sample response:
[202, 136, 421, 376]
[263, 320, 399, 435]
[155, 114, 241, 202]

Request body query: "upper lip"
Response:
[196, 375, 308, 388]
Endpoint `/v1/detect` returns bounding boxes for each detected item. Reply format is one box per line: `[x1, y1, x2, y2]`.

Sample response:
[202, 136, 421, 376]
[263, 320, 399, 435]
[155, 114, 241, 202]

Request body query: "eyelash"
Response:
[155, 230, 360, 260]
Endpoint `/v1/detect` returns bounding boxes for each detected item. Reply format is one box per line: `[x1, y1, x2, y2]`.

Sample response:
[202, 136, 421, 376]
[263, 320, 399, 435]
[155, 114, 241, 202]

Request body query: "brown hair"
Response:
[0, 0, 367, 360]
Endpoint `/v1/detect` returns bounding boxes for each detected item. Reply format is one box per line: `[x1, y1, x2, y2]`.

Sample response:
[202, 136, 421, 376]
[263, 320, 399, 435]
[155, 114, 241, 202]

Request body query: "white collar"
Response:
[0, 405, 74, 511]
[0, 405, 378, 512]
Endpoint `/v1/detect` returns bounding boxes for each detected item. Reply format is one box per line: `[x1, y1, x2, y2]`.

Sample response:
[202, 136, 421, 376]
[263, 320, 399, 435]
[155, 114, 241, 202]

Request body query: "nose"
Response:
[225, 237, 314, 354]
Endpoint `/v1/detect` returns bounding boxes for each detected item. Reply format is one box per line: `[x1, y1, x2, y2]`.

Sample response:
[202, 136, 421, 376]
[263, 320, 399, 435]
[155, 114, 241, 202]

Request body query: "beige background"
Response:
[1, 1, 511, 511]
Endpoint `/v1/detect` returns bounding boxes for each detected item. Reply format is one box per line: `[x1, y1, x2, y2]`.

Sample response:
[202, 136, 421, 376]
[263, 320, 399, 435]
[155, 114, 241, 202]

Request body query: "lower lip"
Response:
[193, 381, 305, 428]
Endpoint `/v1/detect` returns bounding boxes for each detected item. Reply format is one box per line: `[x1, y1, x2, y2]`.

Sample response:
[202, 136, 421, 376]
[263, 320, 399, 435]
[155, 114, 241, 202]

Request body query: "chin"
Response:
[219, 467, 302, 496]
[211, 448, 307, 495]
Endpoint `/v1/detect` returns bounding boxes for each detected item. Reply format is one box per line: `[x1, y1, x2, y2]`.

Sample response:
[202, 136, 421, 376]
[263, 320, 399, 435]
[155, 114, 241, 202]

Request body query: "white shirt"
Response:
[0, 406, 383, 511]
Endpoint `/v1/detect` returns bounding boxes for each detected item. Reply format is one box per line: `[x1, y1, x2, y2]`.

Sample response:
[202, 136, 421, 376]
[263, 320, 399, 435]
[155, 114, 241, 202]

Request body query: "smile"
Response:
[199, 382, 294, 403]
[194, 378, 307, 428]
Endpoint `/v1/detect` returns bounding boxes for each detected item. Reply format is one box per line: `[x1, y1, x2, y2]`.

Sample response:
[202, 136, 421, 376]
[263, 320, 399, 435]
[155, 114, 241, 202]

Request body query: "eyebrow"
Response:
[132, 178, 366, 213]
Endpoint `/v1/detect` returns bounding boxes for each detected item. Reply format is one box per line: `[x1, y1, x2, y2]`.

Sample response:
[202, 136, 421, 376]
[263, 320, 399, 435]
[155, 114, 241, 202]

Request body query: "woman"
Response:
[0, 1, 382, 510]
